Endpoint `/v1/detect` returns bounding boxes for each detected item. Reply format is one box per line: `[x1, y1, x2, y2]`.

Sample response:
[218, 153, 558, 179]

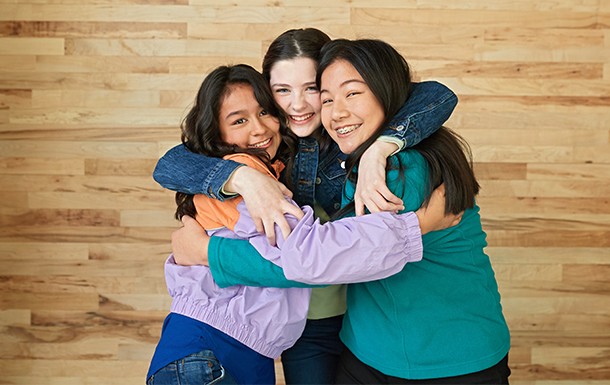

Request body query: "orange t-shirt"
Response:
[193, 153, 284, 232]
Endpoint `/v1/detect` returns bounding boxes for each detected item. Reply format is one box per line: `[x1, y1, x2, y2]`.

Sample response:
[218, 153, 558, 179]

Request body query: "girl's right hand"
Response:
[224, 166, 304, 246]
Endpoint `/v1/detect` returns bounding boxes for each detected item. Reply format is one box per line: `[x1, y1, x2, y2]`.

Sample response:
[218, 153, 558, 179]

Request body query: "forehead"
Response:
[219, 84, 258, 115]
[270, 57, 317, 83]
[320, 59, 365, 91]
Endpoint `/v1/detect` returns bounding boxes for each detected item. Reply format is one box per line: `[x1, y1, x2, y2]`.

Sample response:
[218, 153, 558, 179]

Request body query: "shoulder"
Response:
[386, 150, 429, 212]
[387, 150, 428, 182]
[223, 153, 275, 178]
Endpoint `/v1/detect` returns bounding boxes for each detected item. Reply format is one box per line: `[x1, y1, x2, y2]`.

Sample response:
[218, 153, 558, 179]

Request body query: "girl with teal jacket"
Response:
[204, 38, 511, 383]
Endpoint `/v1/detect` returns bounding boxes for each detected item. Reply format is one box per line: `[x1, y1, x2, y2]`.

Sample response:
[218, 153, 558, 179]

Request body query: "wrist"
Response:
[367, 140, 399, 159]
[223, 165, 246, 195]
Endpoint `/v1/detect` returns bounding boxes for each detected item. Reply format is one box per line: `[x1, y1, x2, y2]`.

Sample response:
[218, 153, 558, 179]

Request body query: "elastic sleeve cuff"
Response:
[400, 211, 424, 261]
[377, 136, 405, 155]
[218, 165, 244, 199]
[207, 236, 231, 288]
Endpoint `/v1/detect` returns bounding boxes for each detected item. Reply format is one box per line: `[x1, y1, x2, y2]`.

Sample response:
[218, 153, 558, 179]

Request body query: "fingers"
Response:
[355, 200, 366, 217]
[275, 216, 292, 242]
[360, 186, 405, 214]
[282, 201, 305, 220]
[278, 182, 293, 199]
[378, 186, 403, 206]
[253, 217, 265, 235]
[262, 217, 277, 246]
[181, 215, 196, 226]
[267, 201, 305, 245]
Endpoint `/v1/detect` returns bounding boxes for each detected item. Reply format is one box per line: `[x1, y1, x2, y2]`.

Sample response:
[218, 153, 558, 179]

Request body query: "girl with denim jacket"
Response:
[153, 28, 458, 385]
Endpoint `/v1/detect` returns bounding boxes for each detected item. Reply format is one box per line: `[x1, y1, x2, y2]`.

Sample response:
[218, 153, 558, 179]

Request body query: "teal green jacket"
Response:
[339, 150, 510, 379]
[208, 149, 510, 379]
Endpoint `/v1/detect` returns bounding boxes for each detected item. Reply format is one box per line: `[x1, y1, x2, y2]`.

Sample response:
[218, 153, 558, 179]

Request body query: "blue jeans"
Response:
[147, 350, 238, 385]
[281, 315, 344, 385]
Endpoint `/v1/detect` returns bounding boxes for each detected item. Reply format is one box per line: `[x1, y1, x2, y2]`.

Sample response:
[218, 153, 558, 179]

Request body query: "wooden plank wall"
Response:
[0, 1, 609, 384]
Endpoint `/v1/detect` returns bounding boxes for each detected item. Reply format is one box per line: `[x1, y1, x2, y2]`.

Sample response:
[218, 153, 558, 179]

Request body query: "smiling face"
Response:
[218, 83, 282, 159]
[269, 57, 322, 138]
[320, 59, 385, 154]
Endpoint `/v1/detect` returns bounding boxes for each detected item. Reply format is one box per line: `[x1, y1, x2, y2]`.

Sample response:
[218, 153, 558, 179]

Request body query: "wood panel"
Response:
[0, 0, 608, 384]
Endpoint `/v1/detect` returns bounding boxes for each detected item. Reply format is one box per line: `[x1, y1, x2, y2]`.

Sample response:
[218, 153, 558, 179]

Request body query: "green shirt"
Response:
[307, 200, 347, 320]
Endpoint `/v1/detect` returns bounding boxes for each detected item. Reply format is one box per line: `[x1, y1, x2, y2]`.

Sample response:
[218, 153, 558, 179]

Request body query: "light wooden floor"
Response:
[1, 1, 609, 384]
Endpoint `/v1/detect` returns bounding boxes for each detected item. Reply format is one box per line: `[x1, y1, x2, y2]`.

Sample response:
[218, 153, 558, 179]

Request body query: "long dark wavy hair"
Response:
[316, 39, 479, 217]
[175, 64, 298, 220]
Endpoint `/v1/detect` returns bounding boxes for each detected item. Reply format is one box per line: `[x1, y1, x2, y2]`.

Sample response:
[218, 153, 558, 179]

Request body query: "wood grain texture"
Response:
[0, 1, 608, 384]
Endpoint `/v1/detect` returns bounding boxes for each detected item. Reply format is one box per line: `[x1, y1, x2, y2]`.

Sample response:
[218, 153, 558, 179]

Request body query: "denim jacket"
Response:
[153, 81, 457, 216]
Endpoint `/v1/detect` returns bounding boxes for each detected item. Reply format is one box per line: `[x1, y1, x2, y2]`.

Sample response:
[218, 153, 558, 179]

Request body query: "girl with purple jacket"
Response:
[148, 64, 438, 385]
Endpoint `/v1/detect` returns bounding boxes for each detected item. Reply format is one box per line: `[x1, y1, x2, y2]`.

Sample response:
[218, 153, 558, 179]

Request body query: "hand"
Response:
[171, 216, 211, 266]
[355, 141, 404, 216]
[415, 184, 463, 235]
[225, 166, 304, 245]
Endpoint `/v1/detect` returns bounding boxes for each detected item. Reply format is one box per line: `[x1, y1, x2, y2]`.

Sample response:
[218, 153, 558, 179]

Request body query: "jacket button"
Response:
[340, 161, 345, 169]
[396, 124, 404, 131]
[315, 177, 321, 185]
[334, 203, 341, 209]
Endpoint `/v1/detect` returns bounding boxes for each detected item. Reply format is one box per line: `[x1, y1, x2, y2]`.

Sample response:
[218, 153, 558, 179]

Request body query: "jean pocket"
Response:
[181, 350, 226, 385]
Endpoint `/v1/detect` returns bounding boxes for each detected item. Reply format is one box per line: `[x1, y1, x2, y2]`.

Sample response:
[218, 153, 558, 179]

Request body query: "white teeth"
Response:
[336, 125, 359, 135]
[291, 113, 314, 122]
[251, 138, 271, 148]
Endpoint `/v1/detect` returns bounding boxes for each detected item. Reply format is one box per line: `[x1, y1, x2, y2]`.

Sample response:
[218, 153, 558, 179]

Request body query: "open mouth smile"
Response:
[336, 124, 360, 135]
[249, 137, 272, 148]
[290, 113, 314, 123]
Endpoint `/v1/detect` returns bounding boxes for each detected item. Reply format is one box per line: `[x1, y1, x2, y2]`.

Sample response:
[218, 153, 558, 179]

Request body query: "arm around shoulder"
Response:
[380, 81, 458, 149]
[153, 143, 243, 199]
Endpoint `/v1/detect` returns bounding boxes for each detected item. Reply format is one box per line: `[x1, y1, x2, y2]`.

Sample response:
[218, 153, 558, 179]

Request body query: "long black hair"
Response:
[316, 39, 479, 217]
[175, 64, 298, 220]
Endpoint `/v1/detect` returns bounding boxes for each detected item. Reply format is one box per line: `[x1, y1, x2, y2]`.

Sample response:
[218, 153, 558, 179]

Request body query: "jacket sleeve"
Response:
[240, 206, 423, 285]
[379, 81, 458, 150]
[207, 236, 315, 289]
[153, 143, 244, 201]
[210, 201, 423, 286]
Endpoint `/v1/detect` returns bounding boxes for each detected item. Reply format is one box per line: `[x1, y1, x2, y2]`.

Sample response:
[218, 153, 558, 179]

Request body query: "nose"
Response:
[250, 116, 267, 136]
[292, 92, 307, 111]
[331, 98, 348, 121]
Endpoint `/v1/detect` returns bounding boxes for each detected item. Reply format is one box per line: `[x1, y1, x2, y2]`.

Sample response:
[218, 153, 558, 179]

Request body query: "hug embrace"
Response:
[148, 28, 511, 385]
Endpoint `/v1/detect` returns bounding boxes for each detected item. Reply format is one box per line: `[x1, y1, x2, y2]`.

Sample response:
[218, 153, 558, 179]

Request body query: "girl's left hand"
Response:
[172, 216, 211, 266]
[355, 140, 404, 216]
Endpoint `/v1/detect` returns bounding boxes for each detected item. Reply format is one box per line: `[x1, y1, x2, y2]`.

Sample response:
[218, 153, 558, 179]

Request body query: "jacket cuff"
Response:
[400, 211, 424, 262]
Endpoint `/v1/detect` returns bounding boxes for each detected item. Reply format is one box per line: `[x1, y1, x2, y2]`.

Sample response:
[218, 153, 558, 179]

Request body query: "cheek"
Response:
[307, 94, 322, 114]
[270, 118, 281, 134]
[321, 107, 331, 130]
[273, 94, 291, 112]
[219, 127, 230, 143]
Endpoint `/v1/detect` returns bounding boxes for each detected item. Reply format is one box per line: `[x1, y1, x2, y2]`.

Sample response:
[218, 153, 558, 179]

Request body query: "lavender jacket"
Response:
[165, 181, 423, 359]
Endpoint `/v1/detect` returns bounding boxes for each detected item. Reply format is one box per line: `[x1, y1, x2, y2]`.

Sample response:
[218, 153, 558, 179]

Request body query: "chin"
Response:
[338, 143, 355, 154]
[290, 123, 319, 138]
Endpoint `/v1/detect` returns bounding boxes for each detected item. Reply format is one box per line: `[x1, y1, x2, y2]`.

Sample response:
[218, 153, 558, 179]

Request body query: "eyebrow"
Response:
[224, 110, 245, 120]
[320, 79, 366, 94]
[271, 81, 318, 88]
